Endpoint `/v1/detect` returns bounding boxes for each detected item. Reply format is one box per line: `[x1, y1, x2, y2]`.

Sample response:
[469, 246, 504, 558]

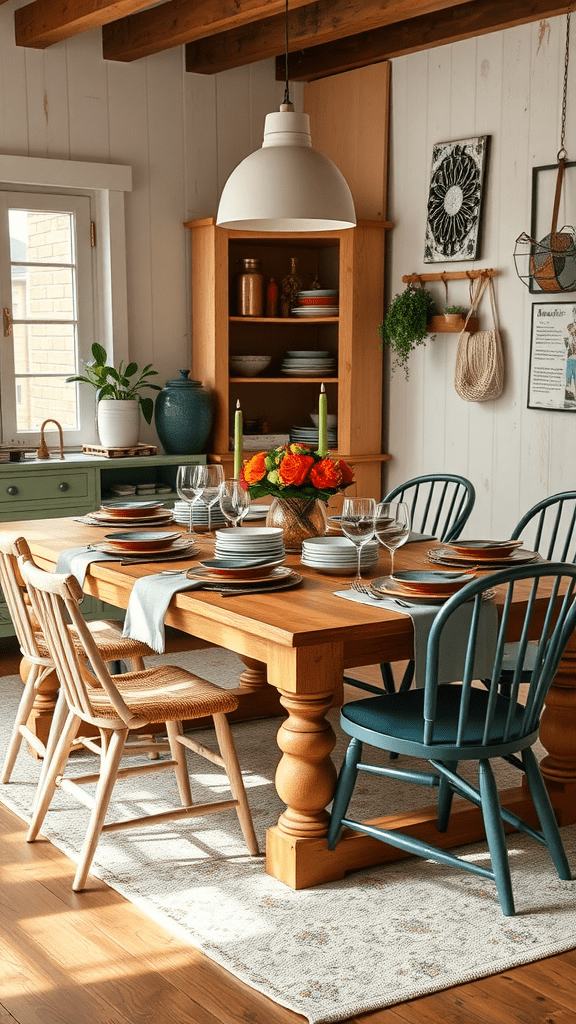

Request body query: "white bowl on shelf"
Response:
[229, 355, 272, 377]
[310, 413, 338, 428]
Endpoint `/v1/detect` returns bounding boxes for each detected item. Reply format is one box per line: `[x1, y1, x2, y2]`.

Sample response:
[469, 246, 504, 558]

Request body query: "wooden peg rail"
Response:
[402, 269, 499, 284]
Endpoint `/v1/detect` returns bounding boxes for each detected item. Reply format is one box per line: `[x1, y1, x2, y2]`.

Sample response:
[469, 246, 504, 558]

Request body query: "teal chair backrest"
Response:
[383, 473, 475, 542]
[423, 562, 576, 748]
[511, 491, 576, 562]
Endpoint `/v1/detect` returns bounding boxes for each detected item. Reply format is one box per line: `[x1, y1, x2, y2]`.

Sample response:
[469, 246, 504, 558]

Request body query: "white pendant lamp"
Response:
[216, 2, 356, 232]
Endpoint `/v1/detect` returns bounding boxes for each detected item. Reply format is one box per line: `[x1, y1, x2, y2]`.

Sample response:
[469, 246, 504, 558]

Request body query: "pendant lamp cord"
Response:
[559, 10, 571, 161]
[283, 0, 291, 106]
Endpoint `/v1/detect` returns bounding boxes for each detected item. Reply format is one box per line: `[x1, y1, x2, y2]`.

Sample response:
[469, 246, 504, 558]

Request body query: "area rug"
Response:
[1, 649, 576, 1024]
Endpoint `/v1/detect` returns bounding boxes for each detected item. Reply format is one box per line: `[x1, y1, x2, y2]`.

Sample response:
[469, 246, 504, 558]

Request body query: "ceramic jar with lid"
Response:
[237, 258, 264, 316]
[154, 370, 213, 454]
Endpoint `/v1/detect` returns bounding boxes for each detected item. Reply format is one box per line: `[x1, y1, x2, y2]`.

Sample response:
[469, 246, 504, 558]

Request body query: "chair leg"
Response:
[73, 727, 129, 891]
[165, 720, 194, 807]
[27, 709, 81, 842]
[522, 748, 571, 880]
[478, 759, 515, 916]
[33, 688, 70, 811]
[1, 662, 43, 783]
[213, 713, 259, 856]
[327, 737, 362, 849]
[379, 663, 396, 694]
[437, 760, 458, 833]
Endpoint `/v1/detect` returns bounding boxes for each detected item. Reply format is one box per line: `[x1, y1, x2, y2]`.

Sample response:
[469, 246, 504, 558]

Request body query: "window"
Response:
[0, 154, 132, 450]
[0, 192, 94, 446]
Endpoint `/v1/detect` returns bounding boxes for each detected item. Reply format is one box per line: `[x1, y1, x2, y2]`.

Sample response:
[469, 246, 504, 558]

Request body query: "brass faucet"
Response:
[37, 420, 65, 460]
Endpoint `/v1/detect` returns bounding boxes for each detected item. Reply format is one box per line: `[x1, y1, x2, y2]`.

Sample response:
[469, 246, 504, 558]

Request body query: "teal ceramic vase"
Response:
[154, 370, 213, 454]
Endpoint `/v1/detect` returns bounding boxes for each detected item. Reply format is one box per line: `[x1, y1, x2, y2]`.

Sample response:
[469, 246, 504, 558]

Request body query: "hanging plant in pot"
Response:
[379, 284, 435, 379]
[66, 343, 161, 448]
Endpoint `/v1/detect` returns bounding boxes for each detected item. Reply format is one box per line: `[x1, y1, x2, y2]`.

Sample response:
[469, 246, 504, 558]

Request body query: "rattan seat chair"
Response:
[329, 562, 575, 916]
[0, 534, 153, 787]
[20, 554, 259, 891]
[344, 473, 476, 696]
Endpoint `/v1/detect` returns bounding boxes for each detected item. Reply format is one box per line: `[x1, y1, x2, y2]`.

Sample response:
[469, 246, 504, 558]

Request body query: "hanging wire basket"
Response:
[514, 226, 576, 292]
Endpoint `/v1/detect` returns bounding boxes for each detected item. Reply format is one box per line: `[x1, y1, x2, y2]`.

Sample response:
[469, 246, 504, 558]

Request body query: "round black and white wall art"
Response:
[424, 136, 489, 263]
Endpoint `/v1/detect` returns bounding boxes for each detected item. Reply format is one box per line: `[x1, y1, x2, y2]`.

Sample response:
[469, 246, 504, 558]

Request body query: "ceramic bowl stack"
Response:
[301, 536, 379, 575]
[289, 424, 338, 448]
[214, 526, 285, 562]
[280, 350, 337, 377]
[293, 289, 339, 317]
[173, 499, 227, 531]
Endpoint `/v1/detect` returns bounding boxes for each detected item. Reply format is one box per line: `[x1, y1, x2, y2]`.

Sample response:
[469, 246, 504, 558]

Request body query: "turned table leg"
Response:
[538, 626, 576, 824]
[275, 689, 337, 838]
[238, 655, 268, 691]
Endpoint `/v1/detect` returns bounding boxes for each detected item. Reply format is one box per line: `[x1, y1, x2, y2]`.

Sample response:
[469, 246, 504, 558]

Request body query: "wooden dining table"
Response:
[3, 515, 576, 890]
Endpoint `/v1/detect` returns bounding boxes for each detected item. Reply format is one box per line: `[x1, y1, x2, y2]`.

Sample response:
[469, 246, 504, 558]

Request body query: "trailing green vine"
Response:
[378, 284, 435, 379]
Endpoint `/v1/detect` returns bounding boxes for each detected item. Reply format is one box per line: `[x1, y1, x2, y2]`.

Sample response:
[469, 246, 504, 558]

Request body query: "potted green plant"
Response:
[66, 343, 161, 448]
[444, 304, 466, 326]
[378, 284, 435, 379]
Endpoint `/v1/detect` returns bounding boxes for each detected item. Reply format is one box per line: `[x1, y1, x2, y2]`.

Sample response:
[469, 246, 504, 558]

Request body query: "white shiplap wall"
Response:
[0, 0, 293, 444]
[387, 16, 575, 536]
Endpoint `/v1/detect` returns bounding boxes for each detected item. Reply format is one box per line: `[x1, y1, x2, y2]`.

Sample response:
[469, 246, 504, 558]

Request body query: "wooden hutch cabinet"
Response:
[185, 218, 391, 503]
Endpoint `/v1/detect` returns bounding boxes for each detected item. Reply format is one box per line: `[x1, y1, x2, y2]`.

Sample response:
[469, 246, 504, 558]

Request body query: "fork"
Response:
[351, 581, 412, 607]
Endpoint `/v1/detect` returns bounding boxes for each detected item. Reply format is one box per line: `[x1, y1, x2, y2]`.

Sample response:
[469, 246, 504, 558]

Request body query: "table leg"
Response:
[538, 626, 576, 824]
[21, 655, 59, 756]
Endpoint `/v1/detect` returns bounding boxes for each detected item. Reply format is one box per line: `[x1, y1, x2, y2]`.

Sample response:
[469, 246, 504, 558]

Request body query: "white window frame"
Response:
[0, 154, 132, 450]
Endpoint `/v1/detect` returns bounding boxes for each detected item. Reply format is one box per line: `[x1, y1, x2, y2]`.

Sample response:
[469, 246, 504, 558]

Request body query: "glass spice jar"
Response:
[237, 258, 264, 317]
[280, 257, 303, 317]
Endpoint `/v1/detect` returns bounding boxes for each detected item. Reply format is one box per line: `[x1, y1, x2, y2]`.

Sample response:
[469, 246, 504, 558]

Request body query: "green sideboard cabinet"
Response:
[0, 451, 205, 636]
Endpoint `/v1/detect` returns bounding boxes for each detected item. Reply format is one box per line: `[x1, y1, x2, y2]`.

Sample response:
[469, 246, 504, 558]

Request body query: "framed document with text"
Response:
[528, 301, 576, 412]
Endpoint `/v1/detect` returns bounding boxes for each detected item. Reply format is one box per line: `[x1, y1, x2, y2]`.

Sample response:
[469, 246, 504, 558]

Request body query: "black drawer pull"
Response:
[7, 486, 18, 496]
[58, 482, 70, 492]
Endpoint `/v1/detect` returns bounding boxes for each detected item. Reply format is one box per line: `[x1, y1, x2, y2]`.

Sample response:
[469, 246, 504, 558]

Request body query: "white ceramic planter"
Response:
[97, 399, 140, 449]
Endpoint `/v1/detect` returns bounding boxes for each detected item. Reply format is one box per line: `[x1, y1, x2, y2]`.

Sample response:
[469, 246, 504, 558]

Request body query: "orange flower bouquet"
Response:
[239, 444, 354, 503]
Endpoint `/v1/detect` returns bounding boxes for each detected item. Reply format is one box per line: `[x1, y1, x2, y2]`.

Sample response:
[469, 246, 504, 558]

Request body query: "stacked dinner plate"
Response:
[88, 500, 174, 527]
[301, 536, 379, 575]
[289, 424, 338, 448]
[292, 289, 339, 317]
[280, 350, 337, 377]
[173, 499, 227, 530]
[428, 538, 538, 568]
[92, 529, 198, 561]
[214, 526, 285, 562]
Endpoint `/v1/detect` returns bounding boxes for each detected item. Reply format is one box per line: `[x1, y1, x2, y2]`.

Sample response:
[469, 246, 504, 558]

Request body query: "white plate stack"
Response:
[214, 526, 285, 561]
[280, 350, 337, 377]
[292, 289, 339, 317]
[173, 500, 227, 529]
[301, 536, 379, 575]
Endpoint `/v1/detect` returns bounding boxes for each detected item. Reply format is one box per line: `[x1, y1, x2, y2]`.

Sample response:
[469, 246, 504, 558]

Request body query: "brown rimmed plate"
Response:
[104, 530, 181, 552]
[445, 539, 523, 559]
[187, 565, 294, 585]
[429, 547, 539, 568]
[95, 535, 193, 557]
[391, 569, 476, 595]
[90, 509, 174, 527]
[371, 577, 496, 605]
[198, 558, 284, 579]
[100, 500, 166, 517]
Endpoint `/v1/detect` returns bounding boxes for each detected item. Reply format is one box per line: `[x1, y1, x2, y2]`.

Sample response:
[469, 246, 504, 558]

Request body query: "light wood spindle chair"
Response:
[0, 534, 153, 790]
[19, 554, 259, 892]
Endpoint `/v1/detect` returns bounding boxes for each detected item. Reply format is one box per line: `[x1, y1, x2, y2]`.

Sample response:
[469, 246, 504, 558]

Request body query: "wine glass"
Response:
[374, 501, 410, 577]
[340, 497, 376, 582]
[219, 478, 251, 528]
[176, 464, 202, 534]
[195, 464, 225, 536]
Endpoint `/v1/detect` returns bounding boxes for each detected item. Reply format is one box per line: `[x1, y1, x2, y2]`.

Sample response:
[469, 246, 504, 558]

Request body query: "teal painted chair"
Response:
[344, 473, 476, 696]
[329, 562, 576, 916]
[491, 491, 576, 694]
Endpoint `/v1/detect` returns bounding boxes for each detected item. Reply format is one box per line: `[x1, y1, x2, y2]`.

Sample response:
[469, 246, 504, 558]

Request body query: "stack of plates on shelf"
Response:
[289, 425, 338, 448]
[88, 500, 174, 527]
[292, 290, 339, 317]
[280, 351, 337, 377]
[214, 526, 285, 562]
[172, 499, 227, 531]
[92, 530, 198, 561]
[301, 536, 379, 575]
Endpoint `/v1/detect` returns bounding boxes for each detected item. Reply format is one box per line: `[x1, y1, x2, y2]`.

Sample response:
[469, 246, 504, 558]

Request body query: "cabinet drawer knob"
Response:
[58, 482, 70, 492]
[7, 485, 18, 496]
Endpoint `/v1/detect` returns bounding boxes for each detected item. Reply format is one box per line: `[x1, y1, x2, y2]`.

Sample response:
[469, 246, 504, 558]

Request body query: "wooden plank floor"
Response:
[0, 633, 575, 1024]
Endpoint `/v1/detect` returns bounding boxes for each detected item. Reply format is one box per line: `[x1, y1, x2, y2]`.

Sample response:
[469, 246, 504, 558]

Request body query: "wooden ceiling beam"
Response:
[184, 0, 477, 75]
[102, 0, 316, 62]
[281, 0, 573, 80]
[14, 0, 158, 49]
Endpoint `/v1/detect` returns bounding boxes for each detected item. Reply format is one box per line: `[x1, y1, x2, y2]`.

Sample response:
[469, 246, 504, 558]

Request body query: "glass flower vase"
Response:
[266, 496, 327, 552]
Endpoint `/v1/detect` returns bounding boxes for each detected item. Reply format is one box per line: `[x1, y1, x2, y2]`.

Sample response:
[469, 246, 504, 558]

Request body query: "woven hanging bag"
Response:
[454, 276, 504, 402]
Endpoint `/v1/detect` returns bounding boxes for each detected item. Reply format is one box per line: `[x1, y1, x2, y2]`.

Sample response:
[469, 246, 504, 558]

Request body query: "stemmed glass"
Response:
[194, 464, 225, 536]
[219, 478, 251, 528]
[374, 501, 410, 577]
[340, 497, 377, 583]
[176, 464, 202, 535]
